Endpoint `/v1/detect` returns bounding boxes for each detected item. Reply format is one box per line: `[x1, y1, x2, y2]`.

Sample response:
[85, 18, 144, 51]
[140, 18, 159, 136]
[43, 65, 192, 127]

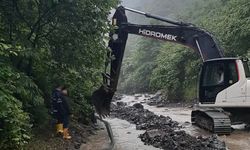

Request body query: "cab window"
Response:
[228, 62, 238, 84]
[243, 61, 250, 78]
[202, 63, 224, 86]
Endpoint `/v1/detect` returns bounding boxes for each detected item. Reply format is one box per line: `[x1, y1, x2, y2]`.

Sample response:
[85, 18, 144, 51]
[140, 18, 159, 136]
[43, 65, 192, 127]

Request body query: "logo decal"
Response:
[138, 29, 177, 41]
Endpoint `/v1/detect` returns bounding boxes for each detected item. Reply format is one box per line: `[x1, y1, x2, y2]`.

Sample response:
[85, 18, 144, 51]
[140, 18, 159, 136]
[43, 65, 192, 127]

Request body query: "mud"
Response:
[26, 120, 96, 150]
[80, 128, 111, 150]
[111, 103, 226, 150]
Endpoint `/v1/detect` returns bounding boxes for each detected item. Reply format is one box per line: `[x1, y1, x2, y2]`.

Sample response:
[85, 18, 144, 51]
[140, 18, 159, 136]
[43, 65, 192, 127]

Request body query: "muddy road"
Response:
[80, 118, 160, 150]
[107, 118, 160, 150]
[114, 95, 250, 150]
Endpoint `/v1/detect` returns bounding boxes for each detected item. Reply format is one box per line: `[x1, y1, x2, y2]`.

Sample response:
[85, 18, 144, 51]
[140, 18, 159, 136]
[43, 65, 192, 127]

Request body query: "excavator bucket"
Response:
[91, 6, 128, 117]
[91, 86, 114, 117]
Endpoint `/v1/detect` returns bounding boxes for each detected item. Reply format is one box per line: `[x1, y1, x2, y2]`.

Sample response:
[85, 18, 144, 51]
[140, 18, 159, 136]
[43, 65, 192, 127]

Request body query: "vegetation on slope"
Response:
[0, 0, 118, 149]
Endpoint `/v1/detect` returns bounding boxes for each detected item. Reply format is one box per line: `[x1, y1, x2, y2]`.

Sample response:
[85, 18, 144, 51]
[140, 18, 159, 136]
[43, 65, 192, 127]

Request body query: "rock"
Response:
[181, 121, 191, 127]
[155, 90, 162, 97]
[74, 142, 81, 149]
[146, 91, 167, 106]
[133, 103, 144, 109]
[116, 101, 126, 107]
[112, 94, 123, 101]
[134, 94, 142, 97]
[146, 129, 161, 138]
[180, 141, 187, 147]
[156, 104, 164, 108]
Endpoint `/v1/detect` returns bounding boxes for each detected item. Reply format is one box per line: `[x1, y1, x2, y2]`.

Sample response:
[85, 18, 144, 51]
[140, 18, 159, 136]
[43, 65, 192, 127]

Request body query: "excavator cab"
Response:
[199, 58, 250, 106]
[192, 58, 250, 134]
[199, 58, 239, 104]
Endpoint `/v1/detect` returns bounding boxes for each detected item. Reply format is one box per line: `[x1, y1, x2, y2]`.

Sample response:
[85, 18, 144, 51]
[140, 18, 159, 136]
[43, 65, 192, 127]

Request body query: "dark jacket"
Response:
[62, 96, 71, 116]
[51, 89, 70, 117]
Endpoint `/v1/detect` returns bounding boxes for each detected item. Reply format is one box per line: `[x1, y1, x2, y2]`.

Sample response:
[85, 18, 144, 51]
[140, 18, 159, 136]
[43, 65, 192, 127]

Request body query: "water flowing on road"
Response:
[106, 118, 160, 150]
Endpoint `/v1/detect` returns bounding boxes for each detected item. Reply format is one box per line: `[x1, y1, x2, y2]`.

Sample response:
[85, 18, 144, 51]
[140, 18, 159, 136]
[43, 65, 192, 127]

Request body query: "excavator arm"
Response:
[92, 6, 224, 117]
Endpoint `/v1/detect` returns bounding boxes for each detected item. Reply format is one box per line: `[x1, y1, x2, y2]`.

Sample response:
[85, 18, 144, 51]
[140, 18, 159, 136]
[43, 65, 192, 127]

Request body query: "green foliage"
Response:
[119, 38, 162, 93]
[0, 62, 44, 120]
[184, 0, 250, 56]
[0, 0, 119, 149]
[150, 44, 200, 101]
[197, 0, 250, 56]
[0, 90, 31, 150]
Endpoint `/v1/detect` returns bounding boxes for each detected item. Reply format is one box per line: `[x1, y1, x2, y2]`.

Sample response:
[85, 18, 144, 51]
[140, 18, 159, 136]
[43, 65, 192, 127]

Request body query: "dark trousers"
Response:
[56, 114, 69, 128]
[90, 112, 97, 124]
[62, 116, 69, 128]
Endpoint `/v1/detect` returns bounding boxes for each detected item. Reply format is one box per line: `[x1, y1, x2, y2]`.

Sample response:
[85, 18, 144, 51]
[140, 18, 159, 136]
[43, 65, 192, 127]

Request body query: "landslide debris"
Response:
[111, 103, 226, 150]
[146, 91, 195, 108]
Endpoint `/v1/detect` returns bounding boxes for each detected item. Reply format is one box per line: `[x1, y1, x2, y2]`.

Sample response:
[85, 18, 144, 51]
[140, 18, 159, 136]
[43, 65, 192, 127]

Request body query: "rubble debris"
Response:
[133, 103, 144, 109]
[111, 104, 226, 150]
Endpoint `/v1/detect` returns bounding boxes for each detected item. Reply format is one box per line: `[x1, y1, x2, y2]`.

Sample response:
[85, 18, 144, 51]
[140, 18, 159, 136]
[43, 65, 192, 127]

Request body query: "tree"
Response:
[0, 0, 119, 148]
[119, 37, 162, 93]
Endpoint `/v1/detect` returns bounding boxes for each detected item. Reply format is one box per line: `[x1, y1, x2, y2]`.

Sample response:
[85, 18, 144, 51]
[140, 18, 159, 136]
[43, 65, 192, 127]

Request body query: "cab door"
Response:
[242, 60, 250, 102]
[224, 60, 245, 104]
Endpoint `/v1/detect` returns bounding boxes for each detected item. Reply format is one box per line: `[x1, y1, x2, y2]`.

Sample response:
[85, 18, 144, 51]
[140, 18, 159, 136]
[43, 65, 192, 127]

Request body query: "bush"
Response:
[0, 64, 45, 125]
[0, 90, 31, 150]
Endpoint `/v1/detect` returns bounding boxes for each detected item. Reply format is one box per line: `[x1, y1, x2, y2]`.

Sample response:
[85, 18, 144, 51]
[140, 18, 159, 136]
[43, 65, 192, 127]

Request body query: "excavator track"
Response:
[191, 109, 231, 135]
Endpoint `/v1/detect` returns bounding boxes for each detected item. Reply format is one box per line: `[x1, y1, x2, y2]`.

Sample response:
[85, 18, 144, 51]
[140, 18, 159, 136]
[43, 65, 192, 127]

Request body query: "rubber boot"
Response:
[56, 123, 63, 134]
[63, 128, 72, 139]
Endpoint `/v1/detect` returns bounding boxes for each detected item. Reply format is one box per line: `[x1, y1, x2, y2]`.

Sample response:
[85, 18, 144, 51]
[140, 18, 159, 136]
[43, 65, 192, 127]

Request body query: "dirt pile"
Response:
[111, 103, 179, 130]
[111, 103, 226, 150]
[140, 130, 225, 150]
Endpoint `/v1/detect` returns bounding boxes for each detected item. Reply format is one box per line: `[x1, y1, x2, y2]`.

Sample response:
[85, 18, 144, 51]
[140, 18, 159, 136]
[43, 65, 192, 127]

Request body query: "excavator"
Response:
[92, 6, 250, 135]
